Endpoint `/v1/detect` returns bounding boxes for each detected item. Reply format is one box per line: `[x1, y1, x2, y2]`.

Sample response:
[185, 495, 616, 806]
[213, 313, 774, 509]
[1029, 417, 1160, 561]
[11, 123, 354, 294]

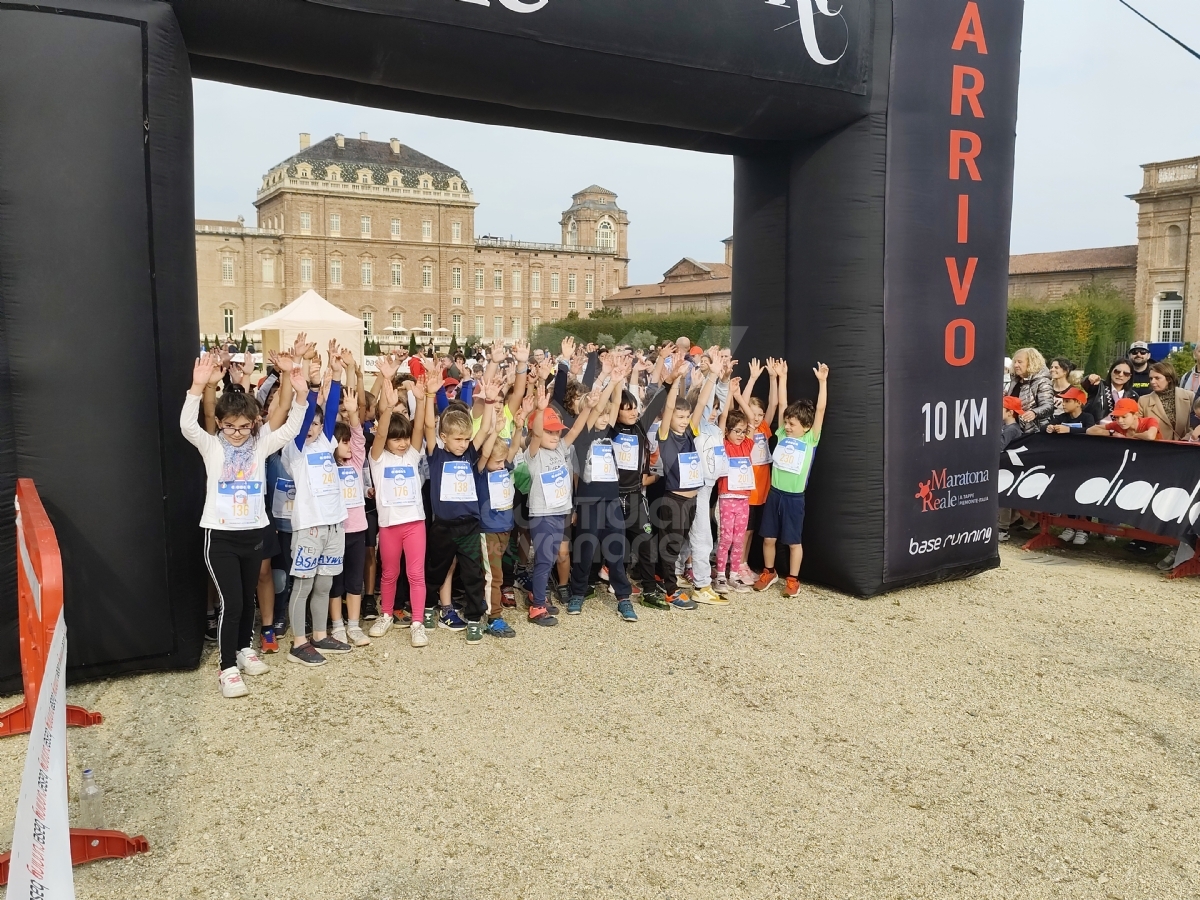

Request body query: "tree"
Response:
[566, 310, 580, 320]
[624, 329, 657, 350]
[239, 331, 249, 353]
[590, 306, 623, 320]
[448, 335, 460, 356]
[408, 332, 419, 355]
[597, 332, 616, 348]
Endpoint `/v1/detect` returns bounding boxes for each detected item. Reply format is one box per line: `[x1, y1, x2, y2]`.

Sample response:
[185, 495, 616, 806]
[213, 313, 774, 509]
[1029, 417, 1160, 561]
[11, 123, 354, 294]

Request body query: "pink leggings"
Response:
[715, 496, 750, 579]
[378, 520, 427, 621]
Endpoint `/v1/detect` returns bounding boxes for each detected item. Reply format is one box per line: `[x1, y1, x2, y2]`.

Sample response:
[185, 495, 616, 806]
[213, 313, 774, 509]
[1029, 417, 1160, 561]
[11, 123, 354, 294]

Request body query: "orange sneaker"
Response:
[752, 570, 778, 592]
[783, 576, 801, 596]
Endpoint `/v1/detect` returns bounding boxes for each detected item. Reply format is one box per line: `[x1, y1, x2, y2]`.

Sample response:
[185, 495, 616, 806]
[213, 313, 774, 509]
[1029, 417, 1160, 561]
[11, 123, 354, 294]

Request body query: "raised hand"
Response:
[381, 378, 399, 411]
[512, 339, 530, 364]
[748, 358, 763, 382]
[288, 358, 308, 396]
[561, 336, 576, 361]
[377, 353, 398, 383]
[729, 375, 742, 396]
[483, 374, 504, 402]
[192, 354, 217, 390]
[490, 338, 506, 363]
[778, 360, 789, 378]
[308, 357, 321, 386]
[536, 379, 549, 410]
[813, 362, 828, 382]
[328, 340, 344, 374]
[267, 350, 282, 372]
[291, 332, 308, 359]
[340, 346, 356, 371]
[519, 392, 536, 421]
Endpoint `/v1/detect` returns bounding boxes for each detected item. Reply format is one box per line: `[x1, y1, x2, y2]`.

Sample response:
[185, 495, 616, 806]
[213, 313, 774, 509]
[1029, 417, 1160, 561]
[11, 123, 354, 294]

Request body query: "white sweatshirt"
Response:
[180, 392, 308, 531]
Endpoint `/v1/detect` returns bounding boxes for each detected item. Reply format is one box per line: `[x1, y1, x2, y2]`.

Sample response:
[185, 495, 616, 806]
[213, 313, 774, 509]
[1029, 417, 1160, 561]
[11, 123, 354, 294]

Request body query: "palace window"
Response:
[361, 261, 372, 286]
[361, 216, 371, 236]
[1167, 225, 1186, 267]
[532, 298, 541, 309]
[452, 266, 462, 289]
[329, 214, 341, 235]
[566, 220, 577, 246]
[597, 220, 614, 250]
[494, 295, 504, 308]
[568, 273, 577, 294]
[568, 298, 577, 310]
[475, 316, 484, 337]
[262, 257, 274, 285]
[531, 270, 541, 293]
[221, 257, 234, 284]
[363, 311, 374, 335]
[475, 268, 485, 291]
[391, 218, 401, 238]
[422, 264, 433, 289]
[550, 298, 560, 309]
[451, 222, 462, 244]
[300, 257, 312, 283]
[422, 220, 432, 241]
[423, 313, 433, 331]
[452, 313, 462, 338]
[493, 269, 503, 291]
[511, 270, 521, 293]
[392, 311, 403, 332]
[585, 274, 594, 295]
[330, 259, 342, 284]
[1157, 292, 1184, 343]
[300, 212, 311, 234]
[510, 318, 521, 339]
[493, 316, 503, 338]
[391, 262, 402, 286]
[452, 296, 462, 306]
[531, 316, 541, 330]
[550, 272, 560, 293]
[223, 308, 235, 332]
[585, 299, 594, 311]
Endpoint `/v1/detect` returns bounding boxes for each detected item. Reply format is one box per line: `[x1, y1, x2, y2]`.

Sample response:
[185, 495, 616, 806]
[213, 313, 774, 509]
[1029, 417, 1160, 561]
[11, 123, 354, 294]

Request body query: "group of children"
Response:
[182, 335, 830, 698]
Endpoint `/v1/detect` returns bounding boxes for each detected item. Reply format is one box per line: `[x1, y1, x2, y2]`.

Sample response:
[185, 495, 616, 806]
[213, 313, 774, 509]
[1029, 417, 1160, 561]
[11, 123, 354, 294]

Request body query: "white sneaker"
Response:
[368, 615, 393, 638]
[236, 648, 269, 676]
[1072, 530, 1088, 546]
[219, 666, 248, 698]
[331, 626, 349, 646]
[346, 625, 371, 647]
[1058, 528, 1076, 542]
[410, 622, 429, 648]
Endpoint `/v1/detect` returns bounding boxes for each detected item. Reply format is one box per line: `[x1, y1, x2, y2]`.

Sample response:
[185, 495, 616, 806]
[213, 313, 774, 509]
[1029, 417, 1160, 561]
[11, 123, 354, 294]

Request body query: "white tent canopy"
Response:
[243, 289, 364, 364]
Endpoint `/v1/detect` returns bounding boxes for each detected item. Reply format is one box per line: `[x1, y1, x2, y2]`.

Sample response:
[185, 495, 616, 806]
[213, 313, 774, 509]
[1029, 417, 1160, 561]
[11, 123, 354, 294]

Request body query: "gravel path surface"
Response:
[1, 545, 1197, 899]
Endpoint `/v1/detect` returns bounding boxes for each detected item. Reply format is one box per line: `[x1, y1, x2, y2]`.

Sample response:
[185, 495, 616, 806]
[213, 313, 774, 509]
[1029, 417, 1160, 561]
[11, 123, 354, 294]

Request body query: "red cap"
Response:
[1062, 387, 1087, 403]
[442, 376, 460, 389]
[534, 408, 564, 431]
[689, 346, 703, 356]
[1113, 398, 1140, 417]
[1002, 396, 1023, 413]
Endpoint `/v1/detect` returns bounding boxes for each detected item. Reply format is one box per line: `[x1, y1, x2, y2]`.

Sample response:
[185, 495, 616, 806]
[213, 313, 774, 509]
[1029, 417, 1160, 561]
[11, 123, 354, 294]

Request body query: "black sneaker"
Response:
[311, 635, 353, 655]
[204, 615, 219, 642]
[361, 594, 378, 621]
[287, 643, 326, 667]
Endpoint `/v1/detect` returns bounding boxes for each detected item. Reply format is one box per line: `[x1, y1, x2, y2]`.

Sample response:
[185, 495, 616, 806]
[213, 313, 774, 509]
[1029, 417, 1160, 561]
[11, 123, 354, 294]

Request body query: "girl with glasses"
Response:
[713, 399, 755, 595]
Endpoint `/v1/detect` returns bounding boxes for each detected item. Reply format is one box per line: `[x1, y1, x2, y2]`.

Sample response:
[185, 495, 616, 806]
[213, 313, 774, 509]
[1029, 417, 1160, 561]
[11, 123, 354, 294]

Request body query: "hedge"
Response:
[531, 311, 732, 351]
[1006, 282, 1134, 377]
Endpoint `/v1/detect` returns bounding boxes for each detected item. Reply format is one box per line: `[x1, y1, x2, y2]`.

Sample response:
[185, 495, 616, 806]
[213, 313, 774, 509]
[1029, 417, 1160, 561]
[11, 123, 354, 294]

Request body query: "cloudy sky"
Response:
[194, 0, 1200, 284]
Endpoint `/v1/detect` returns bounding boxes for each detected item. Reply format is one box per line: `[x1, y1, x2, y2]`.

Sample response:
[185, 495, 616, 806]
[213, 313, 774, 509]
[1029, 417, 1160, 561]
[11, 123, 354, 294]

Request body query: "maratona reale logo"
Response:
[915, 467, 990, 513]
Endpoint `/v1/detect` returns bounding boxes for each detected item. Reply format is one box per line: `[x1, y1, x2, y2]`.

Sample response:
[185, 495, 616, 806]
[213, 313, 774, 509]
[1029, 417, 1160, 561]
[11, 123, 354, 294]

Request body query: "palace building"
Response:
[196, 133, 630, 343]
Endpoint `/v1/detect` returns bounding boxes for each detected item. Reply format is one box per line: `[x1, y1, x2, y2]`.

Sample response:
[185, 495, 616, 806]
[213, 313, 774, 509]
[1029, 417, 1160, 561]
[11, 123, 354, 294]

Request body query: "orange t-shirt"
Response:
[1106, 417, 1162, 440]
[749, 421, 773, 506]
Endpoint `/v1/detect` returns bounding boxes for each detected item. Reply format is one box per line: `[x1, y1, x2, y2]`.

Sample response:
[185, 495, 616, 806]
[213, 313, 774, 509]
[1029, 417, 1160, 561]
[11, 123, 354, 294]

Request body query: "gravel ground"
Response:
[1, 544, 1198, 900]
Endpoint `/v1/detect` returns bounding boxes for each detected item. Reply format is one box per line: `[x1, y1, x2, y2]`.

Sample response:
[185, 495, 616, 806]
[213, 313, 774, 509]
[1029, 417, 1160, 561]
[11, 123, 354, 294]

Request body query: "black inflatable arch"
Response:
[0, 0, 1024, 685]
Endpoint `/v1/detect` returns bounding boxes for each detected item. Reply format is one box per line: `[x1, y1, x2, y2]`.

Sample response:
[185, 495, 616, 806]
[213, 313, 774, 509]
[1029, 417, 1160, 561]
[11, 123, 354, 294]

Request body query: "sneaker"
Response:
[678, 568, 695, 588]
[753, 570, 779, 592]
[692, 585, 729, 606]
[361, 595, 378, 621]
[1059, 528, 1076, 542]
[236, 647, 269, 676]
[599, 565, 610, 582]
[546, 596, 561, 617]
[439, 607, 468, 631]
[500, 587, 517, 608]
[1072, 530, 1088, 546]
[1103, 534, 1117, 543]
[218, 666, 248, 698]
[668, 591, 697, 611]
[998, 529, 1010, 543]
[640, 589, 670, 610]
[528, 605, 558, 627]
[272, 616, 287, 635]
[737, 566, 757, 587]
[410, 622, 429, 647]
[204, 615, 219, 643]
[465, 621, 485, 645]
[487, 618, 517, 638]
[260, 628, 279, 654]
[331, 626, 349, 646]
[617, 599, 638, 622]
[714, 575, 730, 594]
[567, 595, 585, 615]
[312, 635, 353, 655]
[629, 583, 644, 599]
[287, 643, 326, 667]
[783, 576, 801, 597]
[555, 583, 570, 607]
[368, 615, 394, 638]
[1157, 548, 1177, 571]
[346, 625, 371, 647]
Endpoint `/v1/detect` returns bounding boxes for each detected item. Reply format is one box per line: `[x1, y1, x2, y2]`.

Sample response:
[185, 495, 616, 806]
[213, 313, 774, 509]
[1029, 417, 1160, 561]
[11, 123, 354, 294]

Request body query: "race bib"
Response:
[339, 466, 364, 508]
[271, 477, 296, 519]
[612, 432, 640, 471]
[750, 431, 771, 465]
[539, 465, 571, 507]
[726, 457, 755, 491]
[590, 444, 619, 482]
[678, 451, 703, 490]
[217, 480, 263, 525]
[773, 437, 807, 475]
[487, 470, 515, 511]
[306, 451, 339, 497]
[440, 460, 478, 503]
[380, 466, 420, 508]
[711, 444, 730, 478]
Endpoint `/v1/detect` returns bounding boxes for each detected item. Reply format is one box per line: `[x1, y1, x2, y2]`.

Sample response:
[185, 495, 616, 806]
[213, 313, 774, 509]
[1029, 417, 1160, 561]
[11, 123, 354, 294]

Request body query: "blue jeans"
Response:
[569, 497, 632, 600]
[529, 514, 567, 607]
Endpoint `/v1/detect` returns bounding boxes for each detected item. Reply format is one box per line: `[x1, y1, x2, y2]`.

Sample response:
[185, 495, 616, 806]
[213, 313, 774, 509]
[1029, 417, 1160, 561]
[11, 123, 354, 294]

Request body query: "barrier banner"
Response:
[999, 434, 1200, 541]
[883, 1, 1024, 583]
[6, 616, 74, 900]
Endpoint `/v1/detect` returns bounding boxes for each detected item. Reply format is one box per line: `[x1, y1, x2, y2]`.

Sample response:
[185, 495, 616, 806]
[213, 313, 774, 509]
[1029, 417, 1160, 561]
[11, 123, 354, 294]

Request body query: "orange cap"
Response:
[1002, 396, 1023, 414]
[1113, 398, 1139, 417]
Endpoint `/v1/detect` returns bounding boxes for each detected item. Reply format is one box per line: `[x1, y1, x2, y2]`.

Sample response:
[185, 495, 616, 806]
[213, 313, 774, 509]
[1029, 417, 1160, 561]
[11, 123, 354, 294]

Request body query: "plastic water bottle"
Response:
[78, 769, 104, 829]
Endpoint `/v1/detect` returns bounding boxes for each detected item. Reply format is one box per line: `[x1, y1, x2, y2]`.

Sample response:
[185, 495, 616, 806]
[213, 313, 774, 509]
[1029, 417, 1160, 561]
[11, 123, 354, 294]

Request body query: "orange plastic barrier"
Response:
[0, 480, 148, 882]
[1021, 512, 1200, 579]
